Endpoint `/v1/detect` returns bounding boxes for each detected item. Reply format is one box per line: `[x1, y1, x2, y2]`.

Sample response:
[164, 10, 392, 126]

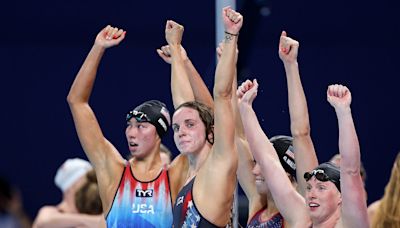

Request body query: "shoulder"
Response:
[37, 205, 59, 214]
[367, 200, 381, 220]
[168, 154, 189, 176]
[33, 206, 60, 226]
[168, 154, 189, 200]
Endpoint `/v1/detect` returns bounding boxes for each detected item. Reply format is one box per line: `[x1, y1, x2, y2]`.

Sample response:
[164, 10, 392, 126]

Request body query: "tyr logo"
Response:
[136, 189, 153, 197]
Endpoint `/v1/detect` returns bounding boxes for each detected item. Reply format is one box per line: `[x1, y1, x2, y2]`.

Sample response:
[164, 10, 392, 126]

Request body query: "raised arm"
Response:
[210, 5, 241, 171]
[164, 21, 195, 108]
[279, 31, 318, 196]
[237, 79, 311, 227]
[193, 7, 242, 226]
[157, 45, 213, 108]
[326, 84, 368, 228]
[217, 42, 265, 218]
[66, 25, 126, 210]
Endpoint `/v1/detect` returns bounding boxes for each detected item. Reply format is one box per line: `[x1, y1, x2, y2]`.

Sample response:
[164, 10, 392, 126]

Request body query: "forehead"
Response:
[173, 107, 201, 123]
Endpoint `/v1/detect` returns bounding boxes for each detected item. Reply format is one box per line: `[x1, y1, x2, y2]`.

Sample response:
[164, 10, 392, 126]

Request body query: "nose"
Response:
[126, 125, 138, 138]
[252, 163, 260, 176]
[307, 188, 317, 200]
[177, 126, 187, 138]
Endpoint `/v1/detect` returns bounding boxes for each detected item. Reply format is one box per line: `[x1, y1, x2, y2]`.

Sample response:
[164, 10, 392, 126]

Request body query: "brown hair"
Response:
[175, 101, 214, 144]
[371, 152, 400, 228]
[75, 170, 102, 215]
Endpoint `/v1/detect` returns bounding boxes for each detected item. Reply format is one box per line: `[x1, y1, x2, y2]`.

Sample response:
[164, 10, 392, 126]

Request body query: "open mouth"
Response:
[129, 142, 138, 147]
[309, 203, 320, 208]
[255, 178, 265, 183]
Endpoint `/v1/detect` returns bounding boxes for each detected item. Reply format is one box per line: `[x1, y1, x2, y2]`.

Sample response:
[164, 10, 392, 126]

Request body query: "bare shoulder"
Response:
[37, 205, 59, 214]
[168, 154, 189, 201]
[169, 154, 189, 177]
[367, 200, 381, 220]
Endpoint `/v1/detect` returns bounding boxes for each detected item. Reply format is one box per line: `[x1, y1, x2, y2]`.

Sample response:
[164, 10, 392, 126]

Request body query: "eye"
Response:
[306, 185, 312, 191]
[186, 122, 194, 128]
[318, 185, 326, 191]
[172, 124, 179, 132]
[137, 124, 145, 129]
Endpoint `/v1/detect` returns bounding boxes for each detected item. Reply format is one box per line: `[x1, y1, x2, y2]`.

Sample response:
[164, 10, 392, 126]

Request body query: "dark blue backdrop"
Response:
[1, 0, 399, 221]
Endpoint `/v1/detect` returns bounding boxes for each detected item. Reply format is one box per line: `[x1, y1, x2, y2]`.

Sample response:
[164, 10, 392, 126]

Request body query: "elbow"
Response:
[342, 166, 360, 177]
[66, 92, 84, 106]
[66, 93, 76, 105]
[213, 87, 232, 100]
[290, 125, 311, 138]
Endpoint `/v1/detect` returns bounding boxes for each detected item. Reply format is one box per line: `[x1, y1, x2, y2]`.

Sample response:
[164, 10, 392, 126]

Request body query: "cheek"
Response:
[173, 133, 179, 144]
[194, 128, 206, 142]
[142, 129, 156, 143]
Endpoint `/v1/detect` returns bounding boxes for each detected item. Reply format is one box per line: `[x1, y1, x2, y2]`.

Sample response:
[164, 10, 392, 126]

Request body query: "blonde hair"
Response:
[371, 152, 400, 228]
[75, 170, 102, 215]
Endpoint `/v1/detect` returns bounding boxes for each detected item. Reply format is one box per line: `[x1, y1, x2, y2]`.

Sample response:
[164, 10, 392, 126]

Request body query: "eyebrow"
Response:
[173, 119, 196, 125]
[316, 183, 327, 188]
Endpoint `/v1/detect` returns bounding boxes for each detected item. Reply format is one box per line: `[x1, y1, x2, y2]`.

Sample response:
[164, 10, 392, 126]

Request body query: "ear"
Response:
[337, 192, 342, 206]
[206, 126, 214, 144]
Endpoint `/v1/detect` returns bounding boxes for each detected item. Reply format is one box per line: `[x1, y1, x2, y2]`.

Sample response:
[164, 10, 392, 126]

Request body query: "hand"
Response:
[216, 41, 239, 62]
[165, 20, 184, 46]
[327, 84, 352, 111]
[278, 31, 299, 64]
[156, 45, 188, 64]
[222, 6, 243, 35]
[94, 25, 126, 49]
[237, 79, 258, 105]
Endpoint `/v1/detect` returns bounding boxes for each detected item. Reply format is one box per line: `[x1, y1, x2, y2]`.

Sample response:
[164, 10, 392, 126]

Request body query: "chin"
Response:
[255, 184, 268, 194]
[130, 150, 147, 159]
[178, 149, 192, 156]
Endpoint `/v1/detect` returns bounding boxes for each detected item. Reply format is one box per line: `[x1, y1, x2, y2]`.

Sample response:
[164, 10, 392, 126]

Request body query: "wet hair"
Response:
[175, 101, 214, 145]
[371, 152, 400, 227]
[74, 170, 102, 215]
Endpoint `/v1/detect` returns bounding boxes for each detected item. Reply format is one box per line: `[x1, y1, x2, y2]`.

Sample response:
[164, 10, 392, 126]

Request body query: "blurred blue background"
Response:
[1, 0, 399, 224]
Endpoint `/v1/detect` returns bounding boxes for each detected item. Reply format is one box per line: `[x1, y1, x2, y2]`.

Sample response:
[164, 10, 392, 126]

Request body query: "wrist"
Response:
[92, 43, 106, 53]
[335, 106, 352, 117]
[224, 31, 239, 36]
[283, 61, 298, 67]
[283, 61, 299, 73]
[238, 101, 252, 110]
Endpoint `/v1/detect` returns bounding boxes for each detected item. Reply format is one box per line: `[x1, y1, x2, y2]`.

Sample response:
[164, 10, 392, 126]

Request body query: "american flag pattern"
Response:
[247, 208, 284, 228]
[173, 177, 221, 228]
[106, 162, 173, 228]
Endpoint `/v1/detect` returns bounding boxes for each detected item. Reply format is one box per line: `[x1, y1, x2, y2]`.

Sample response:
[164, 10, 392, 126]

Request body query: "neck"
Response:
[259, 195, 280, 220]
[130, 150, 163, 182]
[186, 143, 212, 181]
[312, 206, 341, 228]
[58, 190, 77, 213]
[130, 143, 163, 172]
